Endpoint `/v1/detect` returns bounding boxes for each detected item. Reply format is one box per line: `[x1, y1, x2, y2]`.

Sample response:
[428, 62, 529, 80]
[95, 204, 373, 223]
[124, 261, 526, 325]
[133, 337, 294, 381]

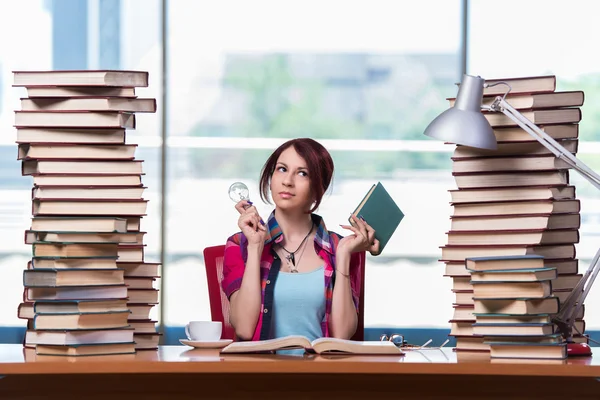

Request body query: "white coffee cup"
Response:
[185, 321, 222, 341]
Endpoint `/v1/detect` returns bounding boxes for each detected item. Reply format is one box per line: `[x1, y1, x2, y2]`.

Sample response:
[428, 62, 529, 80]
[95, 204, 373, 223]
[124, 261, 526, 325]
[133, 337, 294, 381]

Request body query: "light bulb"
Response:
[228, 182, 250, 202]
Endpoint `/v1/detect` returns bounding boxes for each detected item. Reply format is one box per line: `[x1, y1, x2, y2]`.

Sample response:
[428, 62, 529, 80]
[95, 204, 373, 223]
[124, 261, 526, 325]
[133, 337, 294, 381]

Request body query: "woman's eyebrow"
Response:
[277, 162, 307, 171]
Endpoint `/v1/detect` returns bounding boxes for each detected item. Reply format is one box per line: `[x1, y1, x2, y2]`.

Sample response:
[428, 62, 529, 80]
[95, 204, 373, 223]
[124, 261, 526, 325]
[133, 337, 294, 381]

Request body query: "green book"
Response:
[349, 182, 404, 255]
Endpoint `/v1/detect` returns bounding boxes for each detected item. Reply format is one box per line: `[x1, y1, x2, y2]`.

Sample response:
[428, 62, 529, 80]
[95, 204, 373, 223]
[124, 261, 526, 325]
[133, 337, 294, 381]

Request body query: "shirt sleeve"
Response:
[221, 233, 246, 299]
[349, 251, 363, 314]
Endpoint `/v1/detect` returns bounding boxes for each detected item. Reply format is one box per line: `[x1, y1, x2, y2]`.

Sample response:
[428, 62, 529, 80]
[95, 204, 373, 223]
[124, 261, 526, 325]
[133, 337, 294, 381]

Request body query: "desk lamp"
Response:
[424, 74, 599, 357]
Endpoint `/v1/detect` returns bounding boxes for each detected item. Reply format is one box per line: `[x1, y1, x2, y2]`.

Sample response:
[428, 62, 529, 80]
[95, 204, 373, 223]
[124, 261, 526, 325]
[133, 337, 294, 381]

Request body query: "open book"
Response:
[220, 336, 404, 355]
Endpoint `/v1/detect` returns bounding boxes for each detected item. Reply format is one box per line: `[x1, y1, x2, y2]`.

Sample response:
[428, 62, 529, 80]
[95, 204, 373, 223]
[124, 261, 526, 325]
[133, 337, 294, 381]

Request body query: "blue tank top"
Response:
[272, 266, 326, 355]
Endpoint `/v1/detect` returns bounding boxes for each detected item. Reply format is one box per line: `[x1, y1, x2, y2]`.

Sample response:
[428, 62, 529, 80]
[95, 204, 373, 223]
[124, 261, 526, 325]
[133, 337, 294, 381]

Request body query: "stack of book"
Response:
[468, 255, 567, 360]
[14, 70, 161, 356]
[442, 75, 587, 355]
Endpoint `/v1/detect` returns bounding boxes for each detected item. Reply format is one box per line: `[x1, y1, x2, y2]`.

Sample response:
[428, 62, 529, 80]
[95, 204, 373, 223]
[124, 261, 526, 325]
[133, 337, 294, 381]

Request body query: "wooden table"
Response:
[0, 344, 599, 399]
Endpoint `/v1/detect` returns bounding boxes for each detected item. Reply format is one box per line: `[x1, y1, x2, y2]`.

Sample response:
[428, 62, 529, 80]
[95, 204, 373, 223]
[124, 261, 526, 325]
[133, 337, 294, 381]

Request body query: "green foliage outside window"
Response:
[187, 54, 455, 178]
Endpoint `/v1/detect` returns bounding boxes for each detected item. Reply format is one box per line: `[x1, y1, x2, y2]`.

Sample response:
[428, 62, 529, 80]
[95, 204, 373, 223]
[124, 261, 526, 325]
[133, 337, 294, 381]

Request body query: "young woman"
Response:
[221, 138, 379, 343]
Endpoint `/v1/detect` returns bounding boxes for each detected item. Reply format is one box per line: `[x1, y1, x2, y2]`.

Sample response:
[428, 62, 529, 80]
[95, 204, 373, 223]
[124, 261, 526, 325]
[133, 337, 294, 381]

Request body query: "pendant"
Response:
[286, 253, 295, 266]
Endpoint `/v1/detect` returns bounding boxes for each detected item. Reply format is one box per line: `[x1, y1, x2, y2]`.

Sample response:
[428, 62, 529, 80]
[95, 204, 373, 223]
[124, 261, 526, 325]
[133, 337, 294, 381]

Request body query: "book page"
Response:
[350, 184, 376, 227]
[311, 337, 404, 355]
[220, 335, 312, 353]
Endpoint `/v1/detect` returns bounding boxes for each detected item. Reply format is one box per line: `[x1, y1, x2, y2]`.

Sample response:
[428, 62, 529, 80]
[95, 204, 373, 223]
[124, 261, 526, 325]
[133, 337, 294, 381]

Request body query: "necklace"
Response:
[280, 222, 314, 273]
[287, 235, 310, 273]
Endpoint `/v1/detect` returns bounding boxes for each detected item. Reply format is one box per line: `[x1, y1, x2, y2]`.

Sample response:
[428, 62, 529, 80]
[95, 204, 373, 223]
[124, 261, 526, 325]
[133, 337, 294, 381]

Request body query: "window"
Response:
[13, 1, 599, 337]
[0, 0, 161, 327]
[165, 0, 462, 328]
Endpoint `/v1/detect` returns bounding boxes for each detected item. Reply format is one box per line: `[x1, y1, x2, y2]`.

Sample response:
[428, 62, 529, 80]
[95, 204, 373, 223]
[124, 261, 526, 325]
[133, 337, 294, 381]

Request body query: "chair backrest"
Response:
[351, 250, 366, 341]
[203, 245, 366, 341]
[203, 245, 236, 340]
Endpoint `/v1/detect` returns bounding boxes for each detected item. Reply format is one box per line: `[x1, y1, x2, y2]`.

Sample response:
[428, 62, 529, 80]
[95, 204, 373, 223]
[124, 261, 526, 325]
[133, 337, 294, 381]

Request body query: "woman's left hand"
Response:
[338, 215, 380, 256]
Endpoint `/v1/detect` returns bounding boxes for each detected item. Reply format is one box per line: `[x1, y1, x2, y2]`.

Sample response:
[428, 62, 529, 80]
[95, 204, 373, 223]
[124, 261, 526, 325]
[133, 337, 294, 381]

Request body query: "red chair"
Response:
[203, 245, 366, 341]
[203, 245, 236, 340]
[352, 250, 366, 341]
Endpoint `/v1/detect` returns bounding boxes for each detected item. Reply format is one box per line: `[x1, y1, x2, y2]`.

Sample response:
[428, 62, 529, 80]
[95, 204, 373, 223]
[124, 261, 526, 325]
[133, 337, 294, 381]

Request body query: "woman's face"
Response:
[270, 146, 313, 212]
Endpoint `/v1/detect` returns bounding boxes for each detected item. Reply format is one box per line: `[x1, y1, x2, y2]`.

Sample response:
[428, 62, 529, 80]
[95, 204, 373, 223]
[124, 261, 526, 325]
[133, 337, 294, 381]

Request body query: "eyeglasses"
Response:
[380, 334, 450, 350]
[379, 334, 406, 347]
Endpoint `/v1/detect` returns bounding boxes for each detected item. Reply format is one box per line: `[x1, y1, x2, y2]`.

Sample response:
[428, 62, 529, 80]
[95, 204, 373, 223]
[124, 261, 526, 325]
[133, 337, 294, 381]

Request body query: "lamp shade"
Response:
[424, 74, 497, 150]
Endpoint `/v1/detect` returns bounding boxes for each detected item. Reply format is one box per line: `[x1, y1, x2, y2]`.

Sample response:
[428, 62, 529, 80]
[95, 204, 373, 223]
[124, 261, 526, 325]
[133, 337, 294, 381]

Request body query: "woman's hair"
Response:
[259, 138, 334, 212]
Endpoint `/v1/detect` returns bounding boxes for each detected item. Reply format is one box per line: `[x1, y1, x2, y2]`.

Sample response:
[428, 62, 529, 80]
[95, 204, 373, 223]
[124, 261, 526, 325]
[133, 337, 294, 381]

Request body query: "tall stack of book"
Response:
[13, 70, 161, 356]
[442, 75, 587, 355]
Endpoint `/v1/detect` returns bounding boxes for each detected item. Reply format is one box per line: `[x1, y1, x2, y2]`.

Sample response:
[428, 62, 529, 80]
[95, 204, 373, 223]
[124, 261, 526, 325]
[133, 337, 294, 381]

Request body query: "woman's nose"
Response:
[282, 173, 293, 186]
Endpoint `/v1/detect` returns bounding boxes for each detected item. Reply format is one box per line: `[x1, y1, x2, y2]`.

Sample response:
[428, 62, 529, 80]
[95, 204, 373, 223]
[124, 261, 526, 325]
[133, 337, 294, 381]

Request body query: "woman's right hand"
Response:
[235, 200, 267, 245]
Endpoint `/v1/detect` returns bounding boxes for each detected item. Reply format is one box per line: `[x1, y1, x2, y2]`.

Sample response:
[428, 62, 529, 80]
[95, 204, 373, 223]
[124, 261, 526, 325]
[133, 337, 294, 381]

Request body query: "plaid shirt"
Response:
[222, 211, 362, 341]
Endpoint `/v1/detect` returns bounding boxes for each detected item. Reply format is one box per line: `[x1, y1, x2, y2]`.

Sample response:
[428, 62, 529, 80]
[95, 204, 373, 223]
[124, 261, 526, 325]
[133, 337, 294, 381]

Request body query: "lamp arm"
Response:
[563, 248, 600, 333]
[491, 97, 600, 339]
[493, 98, 600, 190]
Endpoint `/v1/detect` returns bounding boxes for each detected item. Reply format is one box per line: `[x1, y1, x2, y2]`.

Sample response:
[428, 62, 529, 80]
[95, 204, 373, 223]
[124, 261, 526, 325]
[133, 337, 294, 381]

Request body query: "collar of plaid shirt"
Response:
[221, 211, 361, 341]
[263, 211, 335, 254]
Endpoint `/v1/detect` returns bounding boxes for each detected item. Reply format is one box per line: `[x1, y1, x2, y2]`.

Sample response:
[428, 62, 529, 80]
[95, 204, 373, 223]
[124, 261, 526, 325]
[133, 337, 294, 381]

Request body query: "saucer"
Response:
[179, 339, 233, 349]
